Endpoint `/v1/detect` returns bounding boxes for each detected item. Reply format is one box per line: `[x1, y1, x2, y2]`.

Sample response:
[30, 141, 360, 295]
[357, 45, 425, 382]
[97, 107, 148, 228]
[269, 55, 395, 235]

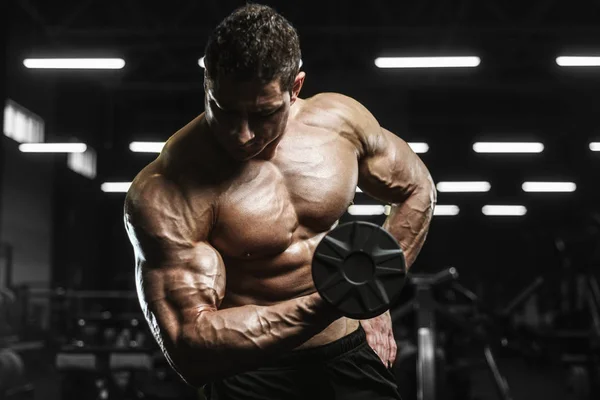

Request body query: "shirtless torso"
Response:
[208, 99, 362, 348]
[125, 88, 434, 387]
[135, 94, 360, 349]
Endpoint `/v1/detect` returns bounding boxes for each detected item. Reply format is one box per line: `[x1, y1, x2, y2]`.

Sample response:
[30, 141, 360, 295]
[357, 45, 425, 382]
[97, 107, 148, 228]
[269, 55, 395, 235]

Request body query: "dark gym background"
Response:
[2, 1, 600, 399]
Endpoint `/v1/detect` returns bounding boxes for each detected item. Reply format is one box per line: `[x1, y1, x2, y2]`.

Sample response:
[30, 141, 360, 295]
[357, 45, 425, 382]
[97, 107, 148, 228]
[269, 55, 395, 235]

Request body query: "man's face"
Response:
[204, 76, 293, 161]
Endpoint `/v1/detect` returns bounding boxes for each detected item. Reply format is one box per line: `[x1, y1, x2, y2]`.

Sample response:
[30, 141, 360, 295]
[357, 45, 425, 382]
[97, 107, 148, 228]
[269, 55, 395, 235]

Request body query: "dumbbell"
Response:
[312, 221, 407, 319]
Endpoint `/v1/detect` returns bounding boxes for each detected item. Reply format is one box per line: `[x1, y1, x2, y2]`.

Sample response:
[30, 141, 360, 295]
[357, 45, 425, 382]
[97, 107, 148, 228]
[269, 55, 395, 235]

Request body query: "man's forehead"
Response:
[209, 77, 285, 107]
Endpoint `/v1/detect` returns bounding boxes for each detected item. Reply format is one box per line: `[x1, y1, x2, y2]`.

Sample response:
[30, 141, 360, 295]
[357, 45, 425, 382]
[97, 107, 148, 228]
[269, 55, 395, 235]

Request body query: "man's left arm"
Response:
[356, 125, 437, 267]
[335, 94, 437, 367]
[333, 93, 436, 266]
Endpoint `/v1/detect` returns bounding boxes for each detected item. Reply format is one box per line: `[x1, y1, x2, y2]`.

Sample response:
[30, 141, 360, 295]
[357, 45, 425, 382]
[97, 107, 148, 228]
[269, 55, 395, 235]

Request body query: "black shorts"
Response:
[204, 325, 402, 400]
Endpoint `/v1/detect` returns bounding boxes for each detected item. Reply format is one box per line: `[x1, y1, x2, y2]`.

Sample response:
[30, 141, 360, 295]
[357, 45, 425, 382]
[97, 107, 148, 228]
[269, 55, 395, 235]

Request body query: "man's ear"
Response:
[290, 71, 306, 104]
[203, 71, 210, 91]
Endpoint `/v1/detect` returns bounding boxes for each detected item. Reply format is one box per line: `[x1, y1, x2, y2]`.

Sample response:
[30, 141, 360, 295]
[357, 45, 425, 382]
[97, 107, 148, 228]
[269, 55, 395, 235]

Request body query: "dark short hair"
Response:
[204, 4, 301, 92]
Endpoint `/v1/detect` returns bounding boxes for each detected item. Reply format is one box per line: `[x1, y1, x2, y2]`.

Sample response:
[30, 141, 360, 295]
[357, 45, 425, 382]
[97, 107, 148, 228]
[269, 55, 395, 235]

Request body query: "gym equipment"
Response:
[393, 267, 514, 400]
[312, 221, 407, 319]
[0, 348, 25, 396]
[506, 223, 600, 399]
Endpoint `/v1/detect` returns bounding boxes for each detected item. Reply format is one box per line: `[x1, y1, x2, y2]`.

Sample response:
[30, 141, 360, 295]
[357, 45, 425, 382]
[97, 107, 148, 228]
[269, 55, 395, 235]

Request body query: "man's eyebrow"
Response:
[255, 102, 284, 111]
[208, 90, 283, 112]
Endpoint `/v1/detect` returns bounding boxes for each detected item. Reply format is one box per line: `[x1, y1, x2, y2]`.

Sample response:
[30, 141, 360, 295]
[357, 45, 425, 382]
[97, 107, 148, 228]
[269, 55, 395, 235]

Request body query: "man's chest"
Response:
[211, 135, 359, 258]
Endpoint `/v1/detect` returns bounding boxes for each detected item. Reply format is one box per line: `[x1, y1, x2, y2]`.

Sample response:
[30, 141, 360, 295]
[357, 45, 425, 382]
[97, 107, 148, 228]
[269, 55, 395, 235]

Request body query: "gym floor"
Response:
[470, 358, 568, 400]
[20, 352, 570, 400]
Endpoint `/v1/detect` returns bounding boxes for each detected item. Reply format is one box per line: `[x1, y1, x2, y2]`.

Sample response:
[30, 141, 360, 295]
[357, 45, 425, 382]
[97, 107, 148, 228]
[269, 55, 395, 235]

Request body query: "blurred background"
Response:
[1, 0, 600, 399]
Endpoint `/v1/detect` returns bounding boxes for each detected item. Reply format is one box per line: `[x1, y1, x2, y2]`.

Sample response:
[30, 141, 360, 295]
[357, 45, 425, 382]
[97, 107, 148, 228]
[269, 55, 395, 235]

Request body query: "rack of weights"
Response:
[46, 290, 197, 400]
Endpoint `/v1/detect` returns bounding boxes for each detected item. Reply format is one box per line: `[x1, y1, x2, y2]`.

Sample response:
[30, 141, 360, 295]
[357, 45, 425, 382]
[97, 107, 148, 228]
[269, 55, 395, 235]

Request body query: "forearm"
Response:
[383, 182, 436, 268]
[174, 292, 340, 385]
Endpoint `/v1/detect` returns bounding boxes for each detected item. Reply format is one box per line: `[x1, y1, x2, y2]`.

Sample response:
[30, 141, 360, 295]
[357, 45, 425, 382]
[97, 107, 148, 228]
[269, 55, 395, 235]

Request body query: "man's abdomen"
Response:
[220, 235, 359, 349]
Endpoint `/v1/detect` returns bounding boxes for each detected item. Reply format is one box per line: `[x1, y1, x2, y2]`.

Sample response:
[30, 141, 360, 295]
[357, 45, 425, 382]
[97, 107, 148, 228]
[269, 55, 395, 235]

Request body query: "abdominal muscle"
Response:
[219, 234, 361, 350]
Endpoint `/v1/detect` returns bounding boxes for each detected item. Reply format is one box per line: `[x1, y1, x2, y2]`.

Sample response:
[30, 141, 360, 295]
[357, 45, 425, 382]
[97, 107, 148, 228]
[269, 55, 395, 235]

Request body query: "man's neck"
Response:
[288, 97, 304, 121]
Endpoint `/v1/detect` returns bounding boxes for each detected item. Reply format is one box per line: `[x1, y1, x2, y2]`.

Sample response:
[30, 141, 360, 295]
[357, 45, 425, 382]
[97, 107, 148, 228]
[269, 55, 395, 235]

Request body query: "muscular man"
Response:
[124, 4, 436, 400]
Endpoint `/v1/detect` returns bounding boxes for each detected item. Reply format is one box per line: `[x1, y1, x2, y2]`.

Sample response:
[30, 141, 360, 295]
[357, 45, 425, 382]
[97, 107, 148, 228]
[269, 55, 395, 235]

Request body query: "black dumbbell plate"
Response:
[312, 221, 407, 319]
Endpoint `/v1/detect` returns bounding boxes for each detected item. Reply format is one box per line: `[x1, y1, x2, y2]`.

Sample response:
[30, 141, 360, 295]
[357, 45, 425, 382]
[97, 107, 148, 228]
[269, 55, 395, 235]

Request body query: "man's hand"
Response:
[360, 311, 397, 368]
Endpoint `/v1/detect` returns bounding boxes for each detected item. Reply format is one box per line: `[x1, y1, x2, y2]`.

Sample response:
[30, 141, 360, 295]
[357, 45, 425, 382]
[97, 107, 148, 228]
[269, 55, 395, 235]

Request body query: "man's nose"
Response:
[233, 119, 255, 145]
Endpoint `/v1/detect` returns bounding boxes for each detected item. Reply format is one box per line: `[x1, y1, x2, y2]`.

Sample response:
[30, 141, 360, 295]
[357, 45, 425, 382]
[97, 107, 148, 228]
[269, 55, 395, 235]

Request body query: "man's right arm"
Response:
[124, 174, 339, 387]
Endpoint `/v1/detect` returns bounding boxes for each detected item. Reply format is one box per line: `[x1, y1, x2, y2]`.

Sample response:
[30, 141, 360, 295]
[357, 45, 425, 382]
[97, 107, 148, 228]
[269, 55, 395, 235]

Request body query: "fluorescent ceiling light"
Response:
[522, 181, 576, 192]
[348, 205, 385, 216]
[434, 205, 460, 216]
[4, 99, 45, 143]
[436, 181, 491, 193]
[473, 142, 544, 153]
[101, 182, 132, 193]
[556, 56, 600, 67]
[23, 58, 125, 69]
[129, 141, 165, 153]
[408, 142, 429, 154]
[19, 143, 87, 153]
[482, 205, 527, 216]
[349, 203, 459, 216]
[374, 56, 480, 69]
[590, 142, 600, 151]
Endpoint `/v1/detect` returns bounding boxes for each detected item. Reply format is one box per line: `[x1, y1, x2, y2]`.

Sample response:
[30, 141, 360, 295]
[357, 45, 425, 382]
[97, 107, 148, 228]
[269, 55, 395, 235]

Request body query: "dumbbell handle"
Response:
[411, 267, 459, 287]
[432, 267, 459, 285]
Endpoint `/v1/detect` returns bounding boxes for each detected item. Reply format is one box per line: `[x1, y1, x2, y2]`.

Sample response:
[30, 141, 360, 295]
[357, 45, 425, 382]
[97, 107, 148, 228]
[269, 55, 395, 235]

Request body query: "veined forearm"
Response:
[383, 184, 436, 268]
[175, 292, 339, 385]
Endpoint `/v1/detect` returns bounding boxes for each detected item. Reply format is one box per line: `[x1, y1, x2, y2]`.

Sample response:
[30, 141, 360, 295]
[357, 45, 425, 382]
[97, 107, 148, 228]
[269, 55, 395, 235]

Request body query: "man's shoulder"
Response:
[301, 92, 375, 129]
[126, 162, 217, 209]
[304, 92, 365, 116]
[300, 92, 377, 152]
[126, 157, 216, 215]
[161, 114, 212, 168]
[124, 165, 217, 240]
[124, 115, 219, 240]
[124, 164, 175, 217]
[132, 114, 219, 191]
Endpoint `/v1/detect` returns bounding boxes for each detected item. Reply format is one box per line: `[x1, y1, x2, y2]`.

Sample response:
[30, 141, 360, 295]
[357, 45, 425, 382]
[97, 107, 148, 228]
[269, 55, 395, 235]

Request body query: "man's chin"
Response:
[229, 147, 262, 161]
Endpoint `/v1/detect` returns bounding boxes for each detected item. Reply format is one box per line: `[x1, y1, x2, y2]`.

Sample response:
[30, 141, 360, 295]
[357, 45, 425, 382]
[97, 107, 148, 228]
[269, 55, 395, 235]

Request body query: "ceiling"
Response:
[5, 0, 600, 287]
[5, 0, 600, 226]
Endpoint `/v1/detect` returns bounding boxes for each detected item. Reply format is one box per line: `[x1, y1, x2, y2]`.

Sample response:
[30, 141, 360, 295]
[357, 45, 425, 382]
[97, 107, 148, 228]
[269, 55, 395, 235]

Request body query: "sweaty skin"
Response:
[124, 92, 436, 387]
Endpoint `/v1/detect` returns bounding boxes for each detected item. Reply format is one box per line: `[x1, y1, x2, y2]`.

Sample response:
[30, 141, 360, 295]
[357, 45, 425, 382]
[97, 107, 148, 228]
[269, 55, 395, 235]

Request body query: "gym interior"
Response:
[1, 1, 600, 399]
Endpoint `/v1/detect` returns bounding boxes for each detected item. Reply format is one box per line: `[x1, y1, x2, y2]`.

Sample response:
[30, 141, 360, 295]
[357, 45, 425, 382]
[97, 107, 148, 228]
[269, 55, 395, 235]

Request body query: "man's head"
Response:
[203, 4, 305, 161]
